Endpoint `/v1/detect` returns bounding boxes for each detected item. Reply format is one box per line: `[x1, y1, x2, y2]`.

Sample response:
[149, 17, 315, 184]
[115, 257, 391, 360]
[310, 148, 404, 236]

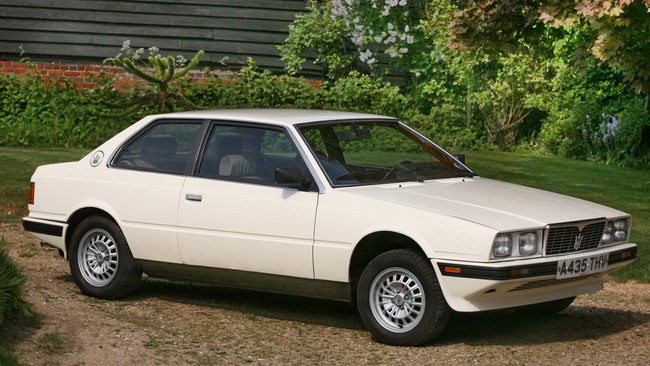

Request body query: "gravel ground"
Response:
[2, 222, 649, 366]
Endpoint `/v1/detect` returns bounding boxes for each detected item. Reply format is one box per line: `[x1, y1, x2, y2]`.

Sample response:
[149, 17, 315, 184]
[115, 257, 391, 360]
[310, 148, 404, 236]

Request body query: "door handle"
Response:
[185, 194, 202, 202]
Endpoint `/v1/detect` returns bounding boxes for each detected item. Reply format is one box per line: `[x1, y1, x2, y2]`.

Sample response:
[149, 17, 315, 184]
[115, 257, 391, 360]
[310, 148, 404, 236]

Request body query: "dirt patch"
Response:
[2, 223, 649, 365]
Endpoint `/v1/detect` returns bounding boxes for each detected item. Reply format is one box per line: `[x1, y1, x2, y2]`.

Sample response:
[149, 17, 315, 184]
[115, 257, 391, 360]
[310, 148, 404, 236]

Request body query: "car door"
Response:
[177, 123, 319, 279]
[110, 120, 205, 263]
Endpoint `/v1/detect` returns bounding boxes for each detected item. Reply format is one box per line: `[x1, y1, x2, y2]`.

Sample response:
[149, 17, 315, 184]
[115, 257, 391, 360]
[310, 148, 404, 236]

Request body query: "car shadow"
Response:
[57, 274, 648, 346]
[132, 277, 366, 331]
[435, 306, 649, 346]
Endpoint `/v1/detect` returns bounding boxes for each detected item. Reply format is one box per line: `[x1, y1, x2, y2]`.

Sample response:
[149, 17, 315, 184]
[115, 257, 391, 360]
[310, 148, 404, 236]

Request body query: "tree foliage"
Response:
[448, 0, 650, 99]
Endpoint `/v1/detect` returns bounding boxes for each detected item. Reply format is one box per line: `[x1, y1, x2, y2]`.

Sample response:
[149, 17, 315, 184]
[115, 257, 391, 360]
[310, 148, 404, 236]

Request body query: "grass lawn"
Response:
[0, 147, 90, 222]
[0, 147, 647, 282]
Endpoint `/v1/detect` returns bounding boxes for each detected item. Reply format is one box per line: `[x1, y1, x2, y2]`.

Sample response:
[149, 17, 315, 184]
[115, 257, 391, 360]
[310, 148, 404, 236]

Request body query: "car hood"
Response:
[346, 177, 625, 231]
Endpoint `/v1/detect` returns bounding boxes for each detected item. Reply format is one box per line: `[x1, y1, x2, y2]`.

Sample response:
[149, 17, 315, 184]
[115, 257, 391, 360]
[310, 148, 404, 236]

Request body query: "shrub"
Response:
[0, 72, 131, 148]
[0, 245, 31, 325]
[404, 105, 484, 151]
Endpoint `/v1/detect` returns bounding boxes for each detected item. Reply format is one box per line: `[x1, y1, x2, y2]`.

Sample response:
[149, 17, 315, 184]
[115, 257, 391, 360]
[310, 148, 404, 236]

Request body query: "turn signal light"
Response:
[444, 267, 462, 274]
[29, 182, 35, 205]
[509, 268, 530, 277]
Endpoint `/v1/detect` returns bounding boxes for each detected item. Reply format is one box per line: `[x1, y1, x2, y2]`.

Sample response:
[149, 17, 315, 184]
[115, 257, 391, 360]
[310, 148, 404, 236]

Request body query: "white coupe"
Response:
[23, 109, 637, 345]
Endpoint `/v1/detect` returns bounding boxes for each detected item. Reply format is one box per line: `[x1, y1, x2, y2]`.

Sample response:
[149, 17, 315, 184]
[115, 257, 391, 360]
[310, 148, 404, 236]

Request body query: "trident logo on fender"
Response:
[574, 233, 585, 250]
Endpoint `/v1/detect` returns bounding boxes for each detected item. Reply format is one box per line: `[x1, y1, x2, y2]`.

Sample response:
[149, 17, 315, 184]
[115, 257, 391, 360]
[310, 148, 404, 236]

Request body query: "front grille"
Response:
[545, 219, 605, 255]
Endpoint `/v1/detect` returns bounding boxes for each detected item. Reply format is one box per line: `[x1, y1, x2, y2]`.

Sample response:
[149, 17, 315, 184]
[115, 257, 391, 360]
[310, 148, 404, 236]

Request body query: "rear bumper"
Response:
[22, 217, 68, 255]
[433, 244, 637, 312]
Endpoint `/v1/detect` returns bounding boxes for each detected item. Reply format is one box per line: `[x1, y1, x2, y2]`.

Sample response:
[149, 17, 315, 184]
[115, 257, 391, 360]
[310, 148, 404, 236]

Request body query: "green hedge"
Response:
[0, 62, 476, 152]
[1, 60, 648, 169]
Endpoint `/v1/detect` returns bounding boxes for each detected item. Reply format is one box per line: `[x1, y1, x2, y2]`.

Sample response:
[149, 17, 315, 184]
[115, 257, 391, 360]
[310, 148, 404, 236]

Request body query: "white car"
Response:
[23, 109, 637, 345]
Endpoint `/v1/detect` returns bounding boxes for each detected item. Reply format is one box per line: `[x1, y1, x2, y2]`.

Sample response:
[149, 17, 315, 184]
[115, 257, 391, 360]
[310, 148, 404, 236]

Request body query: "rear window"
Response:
[113, 122, 203, 174]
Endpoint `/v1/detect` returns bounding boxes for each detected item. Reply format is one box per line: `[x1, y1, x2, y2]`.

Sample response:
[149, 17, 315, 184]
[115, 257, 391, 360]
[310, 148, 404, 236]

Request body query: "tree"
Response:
[448, 0, 650, 107]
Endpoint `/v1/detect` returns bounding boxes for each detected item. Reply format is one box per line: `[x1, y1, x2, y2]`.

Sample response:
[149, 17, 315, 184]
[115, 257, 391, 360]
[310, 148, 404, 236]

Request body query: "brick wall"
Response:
[0, 60, 228, 90]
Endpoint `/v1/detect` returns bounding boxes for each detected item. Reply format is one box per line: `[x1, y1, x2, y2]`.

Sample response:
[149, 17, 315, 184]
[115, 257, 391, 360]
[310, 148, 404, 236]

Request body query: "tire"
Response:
[515, 296, 576, 315]
[69, 216, 142, 299]
[357, 249, 451, 346]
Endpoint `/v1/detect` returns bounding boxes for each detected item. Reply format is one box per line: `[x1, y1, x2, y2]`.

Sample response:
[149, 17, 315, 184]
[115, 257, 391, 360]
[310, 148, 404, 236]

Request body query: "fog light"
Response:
[519, 232, 538, 256]
[493, 234, 512, 257]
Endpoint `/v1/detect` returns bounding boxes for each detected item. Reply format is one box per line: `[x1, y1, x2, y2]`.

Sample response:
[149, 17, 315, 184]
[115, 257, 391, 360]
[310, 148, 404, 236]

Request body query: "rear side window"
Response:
[113, 122, 203, 174]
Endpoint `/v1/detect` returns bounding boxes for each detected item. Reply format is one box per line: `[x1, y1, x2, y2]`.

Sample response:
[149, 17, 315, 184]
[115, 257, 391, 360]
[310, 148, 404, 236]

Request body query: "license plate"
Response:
[556, 253, 609, 279]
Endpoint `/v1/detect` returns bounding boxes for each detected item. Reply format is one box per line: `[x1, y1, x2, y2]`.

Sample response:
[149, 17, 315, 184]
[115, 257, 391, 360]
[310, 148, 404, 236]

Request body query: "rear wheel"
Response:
[357, 249, 450, 346]
[69, 216, 142, 299]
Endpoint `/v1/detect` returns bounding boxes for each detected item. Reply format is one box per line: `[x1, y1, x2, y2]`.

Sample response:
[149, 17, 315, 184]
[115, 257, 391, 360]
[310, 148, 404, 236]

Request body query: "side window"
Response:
[198, 124, 304, 184]
[113, 122, 203, 174]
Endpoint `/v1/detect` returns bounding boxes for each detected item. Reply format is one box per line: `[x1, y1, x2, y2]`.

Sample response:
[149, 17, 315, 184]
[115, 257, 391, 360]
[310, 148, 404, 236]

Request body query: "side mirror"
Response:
[275, 167, 313, 191]
[453, 154, 466, 164]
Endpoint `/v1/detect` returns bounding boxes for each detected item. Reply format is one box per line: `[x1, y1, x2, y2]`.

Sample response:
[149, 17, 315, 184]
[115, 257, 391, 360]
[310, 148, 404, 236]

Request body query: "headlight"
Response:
[602, 218, 630, 244]
[492, 230, 543, 259]
[519, 232, 538, 256]
[492, 234, 512, 257]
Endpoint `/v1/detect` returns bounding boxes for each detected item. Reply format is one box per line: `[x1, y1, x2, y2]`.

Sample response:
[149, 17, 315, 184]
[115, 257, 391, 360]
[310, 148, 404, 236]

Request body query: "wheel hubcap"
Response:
[78, 229, 119, 287]
[369, 267, 425, 333]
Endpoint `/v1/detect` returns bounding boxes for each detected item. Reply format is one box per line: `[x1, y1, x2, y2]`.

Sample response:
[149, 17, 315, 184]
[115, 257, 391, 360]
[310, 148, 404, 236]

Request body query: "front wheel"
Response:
[357, 249, 450, 346]
[69, 216, 142, 299]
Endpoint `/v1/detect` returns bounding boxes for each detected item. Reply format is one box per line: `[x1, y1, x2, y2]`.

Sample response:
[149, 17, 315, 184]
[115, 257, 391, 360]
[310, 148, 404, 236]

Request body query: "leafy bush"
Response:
[279, 0, 355, 79]
[404, 105, 484, 152]
[0, 244, 31, 325]
[0, 72, 131, 148]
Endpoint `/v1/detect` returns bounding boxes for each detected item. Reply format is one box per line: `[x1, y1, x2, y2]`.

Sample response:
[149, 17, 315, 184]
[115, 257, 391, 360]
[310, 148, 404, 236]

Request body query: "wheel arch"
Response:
[349, 231, 428, 294]
[65, 207, 118, 255]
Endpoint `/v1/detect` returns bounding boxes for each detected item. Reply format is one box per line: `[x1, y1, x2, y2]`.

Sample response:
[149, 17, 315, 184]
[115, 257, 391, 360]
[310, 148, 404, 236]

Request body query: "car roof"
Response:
[148, 109, 397, 127]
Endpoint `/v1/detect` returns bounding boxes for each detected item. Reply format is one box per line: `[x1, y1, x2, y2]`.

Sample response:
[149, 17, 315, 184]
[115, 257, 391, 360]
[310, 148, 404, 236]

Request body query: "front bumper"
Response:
[433, 244, 637, 312]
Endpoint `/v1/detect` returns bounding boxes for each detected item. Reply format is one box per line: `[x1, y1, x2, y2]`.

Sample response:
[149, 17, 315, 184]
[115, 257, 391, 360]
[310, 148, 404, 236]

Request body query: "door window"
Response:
[197, 124, 305, 184]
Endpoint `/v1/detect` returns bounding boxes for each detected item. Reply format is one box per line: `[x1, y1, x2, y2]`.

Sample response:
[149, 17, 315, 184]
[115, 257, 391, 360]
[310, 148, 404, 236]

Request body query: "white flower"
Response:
[367, 58, 376, 65]
[406, 35, 415, 44]
[351, 31, 364, 46]
[359, 49, 373, 62]
[387, 23, 394, 30]
[399, 47, 408, 53]
[399, 0, 407, 5]
[415, 72, 421, 77]
[388, 48, 399, 58]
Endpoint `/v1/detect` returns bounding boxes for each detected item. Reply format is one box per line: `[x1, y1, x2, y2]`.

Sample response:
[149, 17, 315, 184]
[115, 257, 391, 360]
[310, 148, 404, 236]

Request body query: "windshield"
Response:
[298, 120, 474, 187]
